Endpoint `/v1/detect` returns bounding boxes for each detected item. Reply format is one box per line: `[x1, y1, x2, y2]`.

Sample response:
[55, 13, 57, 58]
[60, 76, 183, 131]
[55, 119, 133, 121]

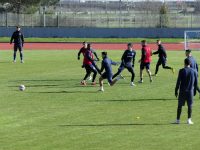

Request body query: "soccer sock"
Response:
[177, 106, 182, 120]
[188, 106, 192, 119]
[13, 51, 17, 60]
[20, 51, 23, 60]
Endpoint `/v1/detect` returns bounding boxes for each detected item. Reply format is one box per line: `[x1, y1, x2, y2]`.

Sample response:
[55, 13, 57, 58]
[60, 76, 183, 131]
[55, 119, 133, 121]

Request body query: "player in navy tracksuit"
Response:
[10, 26, 24, 63]
[152, 40, 174, 76]
[174, 58, 198, 125]
[185, 49, 200, 94]
[99, 52, 123, 92]
[112, 43, 136, 86]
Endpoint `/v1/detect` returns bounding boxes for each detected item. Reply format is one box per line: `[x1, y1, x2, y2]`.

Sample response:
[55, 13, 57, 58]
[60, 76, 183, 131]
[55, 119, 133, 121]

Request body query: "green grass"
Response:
[0, 50, 200, 150]
[0, 37, 183, 43]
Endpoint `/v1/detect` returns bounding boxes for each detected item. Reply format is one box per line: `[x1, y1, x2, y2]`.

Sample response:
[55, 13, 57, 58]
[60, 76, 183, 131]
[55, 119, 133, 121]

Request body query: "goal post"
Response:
[184, 30, 200, 50]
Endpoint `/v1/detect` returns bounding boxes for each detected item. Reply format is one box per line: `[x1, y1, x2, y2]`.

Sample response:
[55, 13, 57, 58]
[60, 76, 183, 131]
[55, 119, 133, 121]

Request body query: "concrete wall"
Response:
[1, 27, 200, 38]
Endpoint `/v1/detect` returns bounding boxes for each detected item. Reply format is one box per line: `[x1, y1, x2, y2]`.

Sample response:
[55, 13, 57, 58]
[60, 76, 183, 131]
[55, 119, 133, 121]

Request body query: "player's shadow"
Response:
[9, 79, 68, 82]
[92, 98, 175, 102]
[58, 123, 171, 127]
[31, 90, 98, 94]
[8, 84, 61, 87]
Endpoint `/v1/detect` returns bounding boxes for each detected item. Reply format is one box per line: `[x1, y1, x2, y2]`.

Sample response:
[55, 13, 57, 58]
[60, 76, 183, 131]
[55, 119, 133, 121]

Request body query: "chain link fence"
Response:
[0, 1, 200, 28]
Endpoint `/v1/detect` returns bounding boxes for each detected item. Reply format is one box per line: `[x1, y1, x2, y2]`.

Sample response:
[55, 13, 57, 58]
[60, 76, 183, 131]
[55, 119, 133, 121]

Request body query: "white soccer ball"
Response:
[19, 85, 26, 91]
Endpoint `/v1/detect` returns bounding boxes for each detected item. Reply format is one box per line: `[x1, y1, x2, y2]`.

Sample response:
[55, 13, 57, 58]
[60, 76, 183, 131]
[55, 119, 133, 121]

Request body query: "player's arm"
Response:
[77, 49, 82, 60]
[152, 50, 159, 55]
[194, 71, 198, 96]
[21, 33, 24, 46]
[132, 51, 136, 67]
[196, 62, 199, 73]
[10, 33, 14, 44]
[121, 51, 126, 65]
[92, 49, 99, 61]
[175, 70, 181, 97]
[100, 61, 105, 72]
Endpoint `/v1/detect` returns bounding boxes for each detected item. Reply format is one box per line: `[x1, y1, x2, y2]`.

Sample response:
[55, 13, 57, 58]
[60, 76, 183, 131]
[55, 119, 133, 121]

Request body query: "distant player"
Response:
[174, 58, 198, 125]
[138, 40, 152, 83]
[152, 40, 175, 76]
[10, 26, 24, 63]
[81, 44, 100, 86]
[78, 41, 92, 80]
[99, 52, 123, 92]
[78, 42, 100, 81]
[112, 43, 136, 86]
[185, 49, 200, 94]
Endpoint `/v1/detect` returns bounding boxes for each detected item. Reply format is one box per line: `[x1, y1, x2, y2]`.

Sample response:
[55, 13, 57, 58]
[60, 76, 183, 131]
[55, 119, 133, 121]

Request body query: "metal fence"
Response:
[0, 12, 200, 28]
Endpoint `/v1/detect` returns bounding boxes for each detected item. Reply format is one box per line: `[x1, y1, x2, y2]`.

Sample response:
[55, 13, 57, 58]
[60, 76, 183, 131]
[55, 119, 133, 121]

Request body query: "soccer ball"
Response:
[19, 85, 25, 91]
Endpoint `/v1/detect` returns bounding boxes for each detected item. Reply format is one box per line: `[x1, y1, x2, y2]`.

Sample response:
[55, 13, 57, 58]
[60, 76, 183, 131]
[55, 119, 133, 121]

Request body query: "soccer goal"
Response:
[184, 30, 200, 50]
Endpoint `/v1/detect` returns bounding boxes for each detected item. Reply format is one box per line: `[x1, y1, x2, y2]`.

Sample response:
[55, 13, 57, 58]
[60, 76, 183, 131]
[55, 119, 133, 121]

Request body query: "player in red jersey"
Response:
[81, 44, 100, 85]
[138, 40, 153, 83]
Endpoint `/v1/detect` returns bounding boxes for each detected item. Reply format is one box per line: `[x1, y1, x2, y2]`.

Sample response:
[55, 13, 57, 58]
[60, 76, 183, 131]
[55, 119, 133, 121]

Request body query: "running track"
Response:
[0, 43, 184, 51]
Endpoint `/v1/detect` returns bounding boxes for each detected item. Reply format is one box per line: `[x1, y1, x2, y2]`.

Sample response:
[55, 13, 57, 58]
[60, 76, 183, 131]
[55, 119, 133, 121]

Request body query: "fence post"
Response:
[6, 12, 8, 27]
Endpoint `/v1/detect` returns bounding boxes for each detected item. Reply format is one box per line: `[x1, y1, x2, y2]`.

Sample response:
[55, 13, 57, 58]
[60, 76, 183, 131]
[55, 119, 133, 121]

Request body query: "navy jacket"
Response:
[153, 44, 167, 58]
[100, 57, 117, 74]
[121, 49, 136, 66]
[175, 67, 198, 94]
[10, 31, 24, 45]
[188, 56, 198, 73]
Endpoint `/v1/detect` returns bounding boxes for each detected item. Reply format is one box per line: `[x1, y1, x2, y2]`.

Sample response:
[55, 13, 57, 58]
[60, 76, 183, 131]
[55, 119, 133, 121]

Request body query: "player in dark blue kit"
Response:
[99, 52, 123, 92]
[112, 43, 136, 86]
[185, 49, 200, 94]
[152, 40, 174, 76]
[10, 26, 24, 63]
[174, 58, 198, 125]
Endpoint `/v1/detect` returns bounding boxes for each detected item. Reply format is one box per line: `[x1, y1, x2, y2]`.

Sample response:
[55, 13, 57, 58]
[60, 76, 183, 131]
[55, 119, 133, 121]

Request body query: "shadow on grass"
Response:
[92, 98, 175, 102]
[8, 84, 61, 87]
[29, 90, 98, 94]
[9, 79, 78, 82]
[58, 123, 171, 127]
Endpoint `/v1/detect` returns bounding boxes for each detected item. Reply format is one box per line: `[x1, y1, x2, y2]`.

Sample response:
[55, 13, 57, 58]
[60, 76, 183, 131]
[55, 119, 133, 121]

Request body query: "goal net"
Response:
[184, 31, 200, 50]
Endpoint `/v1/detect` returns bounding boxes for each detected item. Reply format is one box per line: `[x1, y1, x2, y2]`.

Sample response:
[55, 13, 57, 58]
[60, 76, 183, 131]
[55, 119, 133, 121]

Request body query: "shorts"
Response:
[14, 44, 23, 52]
[140, 62, 150, 70]
[101, 72, 112, 84]
[178, 91, 193, 107]
[157, 57, 167, 67]
[118, 63, 133, 73]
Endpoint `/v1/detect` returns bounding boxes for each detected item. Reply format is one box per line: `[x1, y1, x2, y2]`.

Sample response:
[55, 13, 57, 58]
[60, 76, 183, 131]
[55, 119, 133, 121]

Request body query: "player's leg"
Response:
[112, 64, 124, 79]
[13, 44, 17, 62]
[82, 65, 91, 85]
[146, 63, 152, 82]
[99, 73, 106, 91]
[175, 93, 185, 124]
[127, 67, 136, 86]
[89, 64, 97, 85]
[186, 92, 193, 124]
[154, 59, 162, 75]
[139, 63, 144, 83]
[19, 45, 24, 63]
[161, 58, 174, 73]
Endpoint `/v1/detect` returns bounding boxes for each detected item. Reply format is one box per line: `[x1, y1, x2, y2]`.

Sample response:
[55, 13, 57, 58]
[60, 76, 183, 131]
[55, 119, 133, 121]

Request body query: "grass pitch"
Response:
[0, 50, 200, 150]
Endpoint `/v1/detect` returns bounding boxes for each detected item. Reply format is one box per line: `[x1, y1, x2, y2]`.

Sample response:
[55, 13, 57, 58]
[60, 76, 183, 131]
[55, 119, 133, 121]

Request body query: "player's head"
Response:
[16, 26, 20, 31]
[87, 43, 91, 50]
[102, 51, 107, 59]
[83, 41, 87, 48]
[184, 58, 191, 67]
[156, 39, 161, 45]
[141, 40, 147, 46]
[127, 43, 133, 50]
[185, 49, 192, 57]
